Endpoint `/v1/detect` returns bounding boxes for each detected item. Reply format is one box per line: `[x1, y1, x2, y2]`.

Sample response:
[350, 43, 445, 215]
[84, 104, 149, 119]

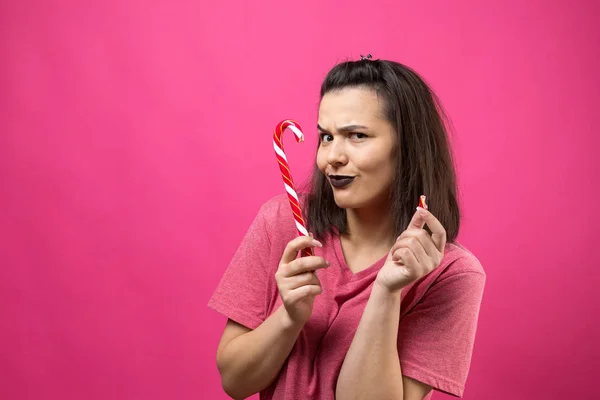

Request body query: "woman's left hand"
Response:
[376, 207, 447, 294]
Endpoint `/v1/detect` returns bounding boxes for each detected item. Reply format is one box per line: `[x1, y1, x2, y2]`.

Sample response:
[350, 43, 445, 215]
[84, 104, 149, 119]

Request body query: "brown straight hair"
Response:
[303, 58, 461, 243]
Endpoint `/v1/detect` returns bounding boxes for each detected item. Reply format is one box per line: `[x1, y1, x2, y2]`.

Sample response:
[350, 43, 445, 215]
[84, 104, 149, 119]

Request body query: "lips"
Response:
[329, 175, 355, 188]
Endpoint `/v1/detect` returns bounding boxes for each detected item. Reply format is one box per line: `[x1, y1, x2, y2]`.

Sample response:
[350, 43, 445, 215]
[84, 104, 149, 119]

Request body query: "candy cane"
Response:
[273, 119, 313, 257]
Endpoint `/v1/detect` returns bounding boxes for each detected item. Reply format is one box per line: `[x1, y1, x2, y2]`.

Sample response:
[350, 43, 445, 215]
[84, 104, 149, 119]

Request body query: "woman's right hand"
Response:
[275, 235, 329, 326]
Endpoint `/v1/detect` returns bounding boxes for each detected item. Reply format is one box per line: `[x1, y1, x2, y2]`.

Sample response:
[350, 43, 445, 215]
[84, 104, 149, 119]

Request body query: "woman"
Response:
[208, 56, 486, 400]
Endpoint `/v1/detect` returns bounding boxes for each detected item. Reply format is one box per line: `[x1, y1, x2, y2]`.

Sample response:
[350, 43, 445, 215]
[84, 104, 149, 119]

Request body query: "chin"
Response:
[332, 187, 388, 210]
[331, 193, 364, 210]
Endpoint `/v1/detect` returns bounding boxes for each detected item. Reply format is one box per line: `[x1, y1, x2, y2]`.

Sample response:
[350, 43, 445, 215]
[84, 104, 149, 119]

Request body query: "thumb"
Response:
[386, 246, 395, 262]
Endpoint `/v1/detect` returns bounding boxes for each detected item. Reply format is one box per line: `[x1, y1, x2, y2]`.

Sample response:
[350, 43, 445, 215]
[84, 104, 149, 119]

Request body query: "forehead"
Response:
[318, 87, 385, 128]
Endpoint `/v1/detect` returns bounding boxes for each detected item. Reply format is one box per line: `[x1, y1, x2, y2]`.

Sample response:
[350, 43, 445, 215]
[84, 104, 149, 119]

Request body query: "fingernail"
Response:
[417, 207, 427, 216]
[312, 240, 323, 248]
[325, 260, 330, 266]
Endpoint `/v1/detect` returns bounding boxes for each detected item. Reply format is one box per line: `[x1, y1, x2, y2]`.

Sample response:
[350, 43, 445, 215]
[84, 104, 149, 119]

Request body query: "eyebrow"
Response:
[317, 124, 368, 133]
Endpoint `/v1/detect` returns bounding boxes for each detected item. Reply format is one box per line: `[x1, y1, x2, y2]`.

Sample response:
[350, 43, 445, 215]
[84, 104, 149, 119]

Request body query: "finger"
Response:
[399, 229, 439, 259]
[415, 208, 447, 252]
[392, 247, 423, 281]
[285, 271, 321, 291]
[281, 235, 323, 264]
[392, 246, 420, 271]
[406, 207, 427, 230]
[286, 285, 322, 304]
[392, 236, 428, 266]
[285, 256, 329, 276]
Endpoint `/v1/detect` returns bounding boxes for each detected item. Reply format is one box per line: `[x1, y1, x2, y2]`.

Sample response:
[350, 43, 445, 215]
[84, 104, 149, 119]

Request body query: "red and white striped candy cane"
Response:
[273, 119, 313, 257]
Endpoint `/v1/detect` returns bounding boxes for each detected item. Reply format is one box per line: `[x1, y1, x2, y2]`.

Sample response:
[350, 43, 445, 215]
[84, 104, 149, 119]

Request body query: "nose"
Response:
[326, 137, 348, 166]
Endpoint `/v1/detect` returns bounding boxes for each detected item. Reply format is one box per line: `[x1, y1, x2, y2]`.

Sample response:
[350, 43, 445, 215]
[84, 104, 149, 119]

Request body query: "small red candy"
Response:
[419, 195, 428, 210]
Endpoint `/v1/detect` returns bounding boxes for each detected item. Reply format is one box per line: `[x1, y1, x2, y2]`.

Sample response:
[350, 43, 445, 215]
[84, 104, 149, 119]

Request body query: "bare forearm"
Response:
[217, 305, 304, 399]
[336, 282, 403, 400]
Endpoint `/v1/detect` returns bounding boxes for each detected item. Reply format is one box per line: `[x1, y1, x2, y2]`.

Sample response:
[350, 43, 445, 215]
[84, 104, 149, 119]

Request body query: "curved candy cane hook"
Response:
[273, 119, 313, 257]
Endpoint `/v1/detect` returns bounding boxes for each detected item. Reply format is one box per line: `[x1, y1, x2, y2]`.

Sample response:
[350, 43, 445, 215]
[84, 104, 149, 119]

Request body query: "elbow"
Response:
[216, 357, 243, 400]
[221, 380, 244, 400]
[219, 370, 268, 400]
[217, 357, 255, 400]
[218, 370, 248, 400]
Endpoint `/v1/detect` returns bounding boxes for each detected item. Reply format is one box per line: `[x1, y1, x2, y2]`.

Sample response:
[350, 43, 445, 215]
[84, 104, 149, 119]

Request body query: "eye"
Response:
[319, 133, 333, 142]
[350, 132, 368, 140]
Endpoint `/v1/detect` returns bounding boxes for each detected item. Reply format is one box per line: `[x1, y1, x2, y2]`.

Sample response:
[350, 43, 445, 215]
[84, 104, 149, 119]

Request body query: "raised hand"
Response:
[275, 235, 329, 325]
[376, 207, 447, 293]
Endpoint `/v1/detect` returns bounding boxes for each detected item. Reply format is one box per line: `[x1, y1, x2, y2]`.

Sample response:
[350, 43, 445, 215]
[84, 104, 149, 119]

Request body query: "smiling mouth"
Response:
[328, 175, 355, 188]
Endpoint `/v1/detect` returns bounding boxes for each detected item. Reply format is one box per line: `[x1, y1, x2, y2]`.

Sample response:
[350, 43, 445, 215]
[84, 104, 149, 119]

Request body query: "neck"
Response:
[344, 204, 396, 250]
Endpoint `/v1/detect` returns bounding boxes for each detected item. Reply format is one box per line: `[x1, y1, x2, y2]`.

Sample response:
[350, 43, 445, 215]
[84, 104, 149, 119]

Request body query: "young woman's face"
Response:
[317, 87, 396, 210]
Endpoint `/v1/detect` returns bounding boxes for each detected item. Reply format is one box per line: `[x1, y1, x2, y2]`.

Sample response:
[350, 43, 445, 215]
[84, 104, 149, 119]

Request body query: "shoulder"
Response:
[258, 192, 311, 221]
[406, 242, 486, 312]
[255, 193, 302, 242]
[404, 241, 485, 308]
[257, 193, 296, 222]
[442, 242, 486, 277]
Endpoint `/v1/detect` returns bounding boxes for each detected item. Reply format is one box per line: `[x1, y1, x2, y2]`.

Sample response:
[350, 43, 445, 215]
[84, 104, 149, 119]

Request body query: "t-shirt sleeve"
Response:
[207, 203, 275, 330]
[398, 259, 486, 398]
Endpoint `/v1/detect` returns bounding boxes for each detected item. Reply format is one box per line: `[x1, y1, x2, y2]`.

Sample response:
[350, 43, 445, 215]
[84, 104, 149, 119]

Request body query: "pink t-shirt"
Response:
[208, 194, 485, 399]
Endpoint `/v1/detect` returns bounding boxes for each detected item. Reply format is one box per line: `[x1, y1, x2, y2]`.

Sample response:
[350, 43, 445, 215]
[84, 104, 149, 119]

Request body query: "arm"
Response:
[216, 235, 328, 399]
[335, 283, 432, 400]
[216, 306, 304, 400]
[337, 207, 447, 400]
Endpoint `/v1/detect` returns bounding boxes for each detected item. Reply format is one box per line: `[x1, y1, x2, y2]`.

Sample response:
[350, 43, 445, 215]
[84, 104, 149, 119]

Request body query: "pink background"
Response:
[1, 1, 599, 399]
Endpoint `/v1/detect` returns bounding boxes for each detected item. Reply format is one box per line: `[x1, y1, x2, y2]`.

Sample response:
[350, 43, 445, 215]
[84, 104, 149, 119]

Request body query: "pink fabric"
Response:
[208, 194, 485, 399]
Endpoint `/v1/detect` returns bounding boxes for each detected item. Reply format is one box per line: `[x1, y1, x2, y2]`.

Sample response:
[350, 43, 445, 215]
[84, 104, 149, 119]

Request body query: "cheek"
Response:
[355, 154, 386, 173]
[358, 152, 395, 180]
[381, 157, 396, 181]
[316, 148, 327, 172]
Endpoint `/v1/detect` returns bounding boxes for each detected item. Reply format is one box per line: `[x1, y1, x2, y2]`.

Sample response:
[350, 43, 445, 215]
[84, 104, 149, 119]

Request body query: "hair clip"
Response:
[360, 54, 372, 61]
